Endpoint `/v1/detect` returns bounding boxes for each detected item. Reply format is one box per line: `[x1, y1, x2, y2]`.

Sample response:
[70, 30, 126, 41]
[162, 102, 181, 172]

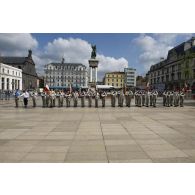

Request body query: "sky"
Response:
[0, 33, 194, 80]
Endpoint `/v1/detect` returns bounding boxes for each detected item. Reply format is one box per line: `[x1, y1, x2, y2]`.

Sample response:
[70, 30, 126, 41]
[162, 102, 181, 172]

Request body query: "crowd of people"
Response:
[12, 88, 186, 108]
[0, 90, 13, 100]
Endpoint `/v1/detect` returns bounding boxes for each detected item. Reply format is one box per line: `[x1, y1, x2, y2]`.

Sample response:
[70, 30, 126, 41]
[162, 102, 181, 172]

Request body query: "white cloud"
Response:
[38, 37, 128, 80]
[0, 33, 38, 56]
[97, 54, 128, 79]
[133, 33, 192, 71]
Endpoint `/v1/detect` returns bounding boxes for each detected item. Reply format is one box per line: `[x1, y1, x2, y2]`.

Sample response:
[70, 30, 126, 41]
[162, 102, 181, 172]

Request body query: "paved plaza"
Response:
[0, 97, 195, 163]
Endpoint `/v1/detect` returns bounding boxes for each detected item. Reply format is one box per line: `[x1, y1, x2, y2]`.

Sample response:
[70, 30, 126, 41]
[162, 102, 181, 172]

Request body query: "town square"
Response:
[0, 33, 195, 163]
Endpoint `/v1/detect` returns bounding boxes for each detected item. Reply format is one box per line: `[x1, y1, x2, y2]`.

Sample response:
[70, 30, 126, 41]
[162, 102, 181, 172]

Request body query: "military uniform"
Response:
[149, 91, 153, 106]
[163, 91, 167, 106]
[166, 91, 170, 107]
[170, 91, 174, 106]
[60, 91, 64, 107]
[41, 92, 46, 108]
[111, 91, 117, 107]
[173, 91, 179, 107]
[95, 92, 99, 108]
[65, 93, 71, 107]
[119, 90, 124, 107]
[134, 91, 138, 106]
[56, 91, 61, 107]
[152, 90, 158, 107]
[179, 91, 185, 107]
[138, 91, 142, 107]
[145, 90, 151, 107]
[88, 91, 92, 107]
[31, 91, 37, 107]
[101, 91, 107, 107]
[46, 93, 50, 107]
[142, 91, 146, 106]
[117, 91, 120, 107]
[73, 92, 79, 107]
[80, 92, 85, 107]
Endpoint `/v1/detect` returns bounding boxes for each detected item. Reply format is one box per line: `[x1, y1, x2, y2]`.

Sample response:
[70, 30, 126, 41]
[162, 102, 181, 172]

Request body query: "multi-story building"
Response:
[0, 63, 22, 90]
[136, 75, 147, 89]
[124, 68, 136, 87]
[147, 37, 195, 90]
[0, 50, 37, 89]
[104, 72, 125, 88]
[44, 58, 88, 89]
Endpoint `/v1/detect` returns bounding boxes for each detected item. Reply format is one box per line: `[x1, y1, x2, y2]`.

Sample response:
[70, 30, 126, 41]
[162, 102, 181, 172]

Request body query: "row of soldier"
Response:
[40, 90, 131, 108]
[14, 89, 185, 108]
[163, 90, 185, 107]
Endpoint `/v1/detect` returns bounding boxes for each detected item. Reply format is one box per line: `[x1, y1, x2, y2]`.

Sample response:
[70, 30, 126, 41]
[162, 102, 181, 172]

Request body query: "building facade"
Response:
[44, 59, 88, 89]
[104, 72, 125, 88]
[0, 50, 38, 90]
[0, 63, 22, 90]
[147, 37, 195, 90]
[124, 68, 136, 87]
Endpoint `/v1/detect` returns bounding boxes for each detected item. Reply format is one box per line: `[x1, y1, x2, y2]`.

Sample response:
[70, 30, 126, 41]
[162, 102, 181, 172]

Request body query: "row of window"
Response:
[47, 66, 85, 71]
[1, 68, 21, 77]
[1, 77, 20, 90]
[46, 76, 85, 79]
[106, 74, 124, 78]
[107, 79, 123, 82]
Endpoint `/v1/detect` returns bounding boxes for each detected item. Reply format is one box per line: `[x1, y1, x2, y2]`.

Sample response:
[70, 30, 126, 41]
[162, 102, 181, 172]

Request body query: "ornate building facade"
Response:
[147, 37, 195, 90]
[44, 58, 88, 89]
[0, 50, 38, 89]
[0, 63, 22, 90]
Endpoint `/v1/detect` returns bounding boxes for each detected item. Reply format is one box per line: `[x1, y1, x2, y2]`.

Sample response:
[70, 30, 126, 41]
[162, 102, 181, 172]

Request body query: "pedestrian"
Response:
[20, 90, 30, 108]
[14, 89, 20, 108]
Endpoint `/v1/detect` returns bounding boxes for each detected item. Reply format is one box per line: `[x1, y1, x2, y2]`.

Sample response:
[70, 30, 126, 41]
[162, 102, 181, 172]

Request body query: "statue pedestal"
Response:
[88, 58, 99, 85]
[88, 59, 99, 68]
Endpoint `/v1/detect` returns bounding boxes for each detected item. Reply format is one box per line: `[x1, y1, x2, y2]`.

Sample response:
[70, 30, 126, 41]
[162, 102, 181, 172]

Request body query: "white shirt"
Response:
[21, 92, 30, 98]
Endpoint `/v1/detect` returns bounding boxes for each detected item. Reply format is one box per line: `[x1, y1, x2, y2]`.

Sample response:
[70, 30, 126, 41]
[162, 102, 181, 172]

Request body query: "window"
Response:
[1, 78, 5, 90]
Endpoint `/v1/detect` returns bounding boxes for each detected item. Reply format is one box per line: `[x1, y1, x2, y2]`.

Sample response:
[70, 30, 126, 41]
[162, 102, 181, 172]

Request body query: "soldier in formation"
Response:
[80, 91, 86, 107]
[101, 91, 107, 107]
[73, 91, 79, 107]
[95, 91, 99, 108]
[111, 90, 117, 107]
[13, 87, 186, 108]
[87, 90, 93, 107]
[163, 89, 185, 107]
[31, 90, 38, 107]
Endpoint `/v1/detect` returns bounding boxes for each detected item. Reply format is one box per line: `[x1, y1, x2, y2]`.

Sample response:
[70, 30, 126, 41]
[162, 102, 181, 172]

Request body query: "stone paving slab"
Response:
[0, 98, 195, 163]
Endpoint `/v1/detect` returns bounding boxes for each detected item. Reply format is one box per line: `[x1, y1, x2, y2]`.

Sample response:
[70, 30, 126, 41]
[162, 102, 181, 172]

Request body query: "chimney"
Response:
[28, 49, 32, 58]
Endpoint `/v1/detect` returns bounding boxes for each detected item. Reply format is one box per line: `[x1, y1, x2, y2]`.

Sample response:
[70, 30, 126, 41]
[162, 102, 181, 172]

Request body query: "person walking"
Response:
[14, 89, 20, 108]
[20, 90, 30, 108]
